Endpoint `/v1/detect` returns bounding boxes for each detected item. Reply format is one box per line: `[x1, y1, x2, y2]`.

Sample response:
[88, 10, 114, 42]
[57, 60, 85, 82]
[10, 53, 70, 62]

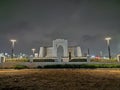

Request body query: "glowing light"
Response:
[10, 39, 17, 47]
[10, 39, 17, 58]
[10, 39, 16, 42]
[105, 37, 112, 59]
[31, 48, 36, 54]
[105, 37, 111, 41]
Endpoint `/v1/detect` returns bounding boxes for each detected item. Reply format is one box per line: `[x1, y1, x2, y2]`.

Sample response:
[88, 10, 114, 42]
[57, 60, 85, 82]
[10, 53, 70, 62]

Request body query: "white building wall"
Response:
[39, 39, 82, 59]
[46, 47, 53, 57]
[52, 39, 68, 57]
[76, 46, 82, 57]
[39, 47, 44, 57]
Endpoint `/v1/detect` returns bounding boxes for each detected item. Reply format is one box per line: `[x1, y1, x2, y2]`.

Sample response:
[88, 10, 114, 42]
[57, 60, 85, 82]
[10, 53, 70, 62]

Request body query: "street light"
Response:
[10, 39, 16, 58]
[31, 48, 36, 57]
[105, 37, 111, 59]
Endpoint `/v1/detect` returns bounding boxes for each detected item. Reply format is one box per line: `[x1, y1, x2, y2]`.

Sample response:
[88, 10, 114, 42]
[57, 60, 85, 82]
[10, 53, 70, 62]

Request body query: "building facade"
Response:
[39, 39, 82, 62]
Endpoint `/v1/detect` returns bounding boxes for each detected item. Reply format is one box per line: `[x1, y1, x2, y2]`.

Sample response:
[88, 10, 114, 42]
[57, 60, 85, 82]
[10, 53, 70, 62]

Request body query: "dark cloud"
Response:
[0, 0, 120, 55]
[82, 35, 98, 42]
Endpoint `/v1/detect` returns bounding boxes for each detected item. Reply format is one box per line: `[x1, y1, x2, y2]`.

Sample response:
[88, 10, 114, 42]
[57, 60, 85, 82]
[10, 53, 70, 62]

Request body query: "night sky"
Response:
[0, 0, 120, 56]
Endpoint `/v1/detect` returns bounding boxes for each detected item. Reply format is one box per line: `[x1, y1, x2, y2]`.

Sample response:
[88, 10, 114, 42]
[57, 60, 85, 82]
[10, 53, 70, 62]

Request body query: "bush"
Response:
[44, 64, 63, 68]
[44, 64, 120, 69]
[91, 59, 118, 63]
[44, 64, 89, 68]
[69, 59, 87, 62]
[14, 65, 29, 69]
[37, 66, 43, 68]
[5, 58, 29, 62]
[33, 59, 55, 62]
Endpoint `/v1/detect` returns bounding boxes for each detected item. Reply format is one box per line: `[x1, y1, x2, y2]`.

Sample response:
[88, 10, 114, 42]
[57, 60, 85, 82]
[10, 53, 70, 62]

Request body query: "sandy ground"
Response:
[0, 69, 120, 90]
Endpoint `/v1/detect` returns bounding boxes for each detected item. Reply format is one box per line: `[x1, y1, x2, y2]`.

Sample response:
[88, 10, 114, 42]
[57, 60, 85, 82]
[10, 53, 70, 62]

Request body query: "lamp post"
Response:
[105, 37, 111, 59]
[10, 39, 16, 58]
[87, 48, 90, 56]
[31, 48, 36, 57]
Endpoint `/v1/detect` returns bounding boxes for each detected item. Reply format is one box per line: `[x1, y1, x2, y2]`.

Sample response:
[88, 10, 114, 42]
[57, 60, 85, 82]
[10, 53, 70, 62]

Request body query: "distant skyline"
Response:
[0, 0, 120, 56]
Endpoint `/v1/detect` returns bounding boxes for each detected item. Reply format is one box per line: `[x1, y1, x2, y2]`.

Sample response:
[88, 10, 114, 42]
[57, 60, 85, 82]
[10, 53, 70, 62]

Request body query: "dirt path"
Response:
[0, 69, 120, 90]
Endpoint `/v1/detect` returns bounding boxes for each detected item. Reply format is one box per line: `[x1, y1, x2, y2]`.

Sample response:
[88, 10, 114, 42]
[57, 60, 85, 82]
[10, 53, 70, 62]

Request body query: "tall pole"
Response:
[108, 43, 111, 59]
[87, 48, 90, 56]
[100, 51, 103, 57]
[69, 52, 71, 60]
[32, 48, 35, 57]
[10, 39, 16, 58]
[105, 37, 111, 59]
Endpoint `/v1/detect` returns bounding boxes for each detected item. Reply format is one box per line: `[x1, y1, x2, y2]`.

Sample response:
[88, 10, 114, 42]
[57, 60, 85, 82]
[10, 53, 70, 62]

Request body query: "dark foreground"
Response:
[0, 69, 120, 90]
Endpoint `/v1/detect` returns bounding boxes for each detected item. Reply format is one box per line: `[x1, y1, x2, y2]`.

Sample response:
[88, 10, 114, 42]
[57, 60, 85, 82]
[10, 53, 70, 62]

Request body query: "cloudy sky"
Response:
[0, 0, 120, 56]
